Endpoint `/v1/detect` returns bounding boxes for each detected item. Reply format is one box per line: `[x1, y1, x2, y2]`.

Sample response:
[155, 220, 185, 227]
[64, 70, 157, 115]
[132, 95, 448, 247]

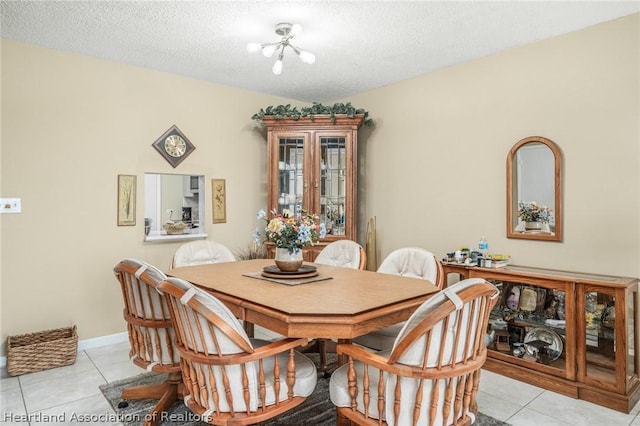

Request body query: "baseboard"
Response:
[0, 331, 129, 368]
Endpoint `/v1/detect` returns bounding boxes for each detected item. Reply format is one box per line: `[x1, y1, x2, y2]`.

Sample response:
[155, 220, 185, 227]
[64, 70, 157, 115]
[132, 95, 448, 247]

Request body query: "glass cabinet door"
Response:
[626, 288, 637, 386]
[580, 287, 637, 391]
[583, 289, 617, 386]
[276, 137, 305, 215]
[319, 136, 347, 236]
[264, 116, 364, 249]
[487, 279, 570, 377]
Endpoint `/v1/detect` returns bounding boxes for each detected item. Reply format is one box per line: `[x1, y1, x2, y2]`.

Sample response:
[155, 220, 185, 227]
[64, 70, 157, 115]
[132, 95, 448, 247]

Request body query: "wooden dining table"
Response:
[166, 258, 440, 342]
[167, 259, 440, 425]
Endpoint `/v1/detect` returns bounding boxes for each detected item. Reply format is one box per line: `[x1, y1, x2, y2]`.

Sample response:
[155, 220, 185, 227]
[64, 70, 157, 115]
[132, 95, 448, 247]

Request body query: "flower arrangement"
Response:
[257, 209, 326, 254]
[518, 201, 552, 223]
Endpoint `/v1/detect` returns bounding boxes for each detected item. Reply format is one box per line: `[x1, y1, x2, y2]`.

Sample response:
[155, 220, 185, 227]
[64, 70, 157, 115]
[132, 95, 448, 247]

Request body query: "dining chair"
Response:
[353, 247, 445, 351]
[330, 278, 499, 426]
[170, 240, 236, 269]
[158, 276, 318, 425]
[376, 246, 444, 283]
[313, 240, 367, 376]
[314, 239, 367, 270]
[113, 259, 184, 426]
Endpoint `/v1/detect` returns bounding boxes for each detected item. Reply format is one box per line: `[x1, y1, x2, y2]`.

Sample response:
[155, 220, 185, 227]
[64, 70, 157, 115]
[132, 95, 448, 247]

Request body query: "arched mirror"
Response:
[507, 136, 562, 242]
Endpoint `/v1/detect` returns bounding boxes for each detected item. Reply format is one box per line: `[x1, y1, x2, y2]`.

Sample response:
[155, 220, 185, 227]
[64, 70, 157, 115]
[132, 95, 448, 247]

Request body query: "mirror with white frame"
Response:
[507, 136, 562, 242]
[144, 173, 207, 242]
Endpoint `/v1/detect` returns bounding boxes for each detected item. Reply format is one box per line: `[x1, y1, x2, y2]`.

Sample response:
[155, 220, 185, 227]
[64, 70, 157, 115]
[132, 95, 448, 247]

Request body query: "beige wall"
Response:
[0, 39, 292, 350]
[347, 13, 639, 277]
[1, 14, 638, 354]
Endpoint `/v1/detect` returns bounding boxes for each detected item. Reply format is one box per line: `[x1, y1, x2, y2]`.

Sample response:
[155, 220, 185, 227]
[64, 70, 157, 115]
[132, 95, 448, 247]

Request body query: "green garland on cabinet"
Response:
[251, 102, 373, 126]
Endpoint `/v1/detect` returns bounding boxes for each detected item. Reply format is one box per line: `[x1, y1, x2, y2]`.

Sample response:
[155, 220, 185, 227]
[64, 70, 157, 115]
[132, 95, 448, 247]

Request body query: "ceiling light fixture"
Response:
[247, 23, 315, 75]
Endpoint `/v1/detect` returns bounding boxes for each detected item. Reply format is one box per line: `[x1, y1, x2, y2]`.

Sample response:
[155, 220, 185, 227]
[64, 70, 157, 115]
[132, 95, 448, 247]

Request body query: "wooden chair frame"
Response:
[357, 245, 368, 270]
[113, 259, 185, 426]
[433, 256, 445, 289]
[335, 281, 499, 426]
[159, 278, 313, 425]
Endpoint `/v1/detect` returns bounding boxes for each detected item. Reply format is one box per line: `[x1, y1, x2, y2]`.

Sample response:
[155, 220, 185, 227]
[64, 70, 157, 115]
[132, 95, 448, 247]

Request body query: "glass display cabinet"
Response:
[443, 263, 640, 413]
[261, 115, 366, 261]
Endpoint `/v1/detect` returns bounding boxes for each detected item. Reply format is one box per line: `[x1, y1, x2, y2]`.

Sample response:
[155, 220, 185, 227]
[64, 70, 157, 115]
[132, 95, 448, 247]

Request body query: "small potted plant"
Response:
[258, 208, 326, 271]
[517, 201, 552, 232]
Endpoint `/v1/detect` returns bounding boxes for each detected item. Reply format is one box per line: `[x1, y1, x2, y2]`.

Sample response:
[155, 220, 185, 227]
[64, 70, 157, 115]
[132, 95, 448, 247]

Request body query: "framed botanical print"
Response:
[212, 179, 226, 223]
[117, 174, 136, 226]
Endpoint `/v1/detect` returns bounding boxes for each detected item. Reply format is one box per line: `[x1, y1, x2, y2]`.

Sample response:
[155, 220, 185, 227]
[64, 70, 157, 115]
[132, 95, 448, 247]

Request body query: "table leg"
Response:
[243, 321, 254, 338]
[337, 338, 349, 367]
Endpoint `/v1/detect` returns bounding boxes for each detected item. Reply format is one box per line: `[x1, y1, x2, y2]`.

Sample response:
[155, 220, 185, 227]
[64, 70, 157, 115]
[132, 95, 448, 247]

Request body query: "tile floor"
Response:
[1, 339, 640, 426]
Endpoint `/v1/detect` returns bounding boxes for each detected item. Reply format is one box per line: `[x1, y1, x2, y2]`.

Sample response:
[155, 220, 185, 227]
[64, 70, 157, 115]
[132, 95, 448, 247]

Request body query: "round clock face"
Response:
[164, 135, 187, 157]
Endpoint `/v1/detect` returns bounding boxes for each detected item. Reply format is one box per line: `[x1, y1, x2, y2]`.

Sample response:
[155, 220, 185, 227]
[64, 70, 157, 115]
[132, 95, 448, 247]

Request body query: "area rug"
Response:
[100, 354, 509, 426]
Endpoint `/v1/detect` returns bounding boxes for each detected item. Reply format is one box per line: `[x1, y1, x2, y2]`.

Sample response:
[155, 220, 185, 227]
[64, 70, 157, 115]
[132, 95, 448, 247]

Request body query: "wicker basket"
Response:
[163, 221, 187, 235]
[6, 326, 78, 376]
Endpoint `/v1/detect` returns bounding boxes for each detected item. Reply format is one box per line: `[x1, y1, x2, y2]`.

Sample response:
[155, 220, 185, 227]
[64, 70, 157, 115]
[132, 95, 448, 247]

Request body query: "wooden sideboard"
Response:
[443, 263, 640, 413]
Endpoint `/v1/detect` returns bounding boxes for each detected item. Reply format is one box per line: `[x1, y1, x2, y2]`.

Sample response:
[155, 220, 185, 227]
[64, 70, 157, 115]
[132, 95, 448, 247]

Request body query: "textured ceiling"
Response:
[1, 1, 638, 103]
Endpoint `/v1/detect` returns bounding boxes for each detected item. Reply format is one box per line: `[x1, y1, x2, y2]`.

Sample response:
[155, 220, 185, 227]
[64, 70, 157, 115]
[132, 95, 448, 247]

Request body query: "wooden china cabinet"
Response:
[261, 115, 365, 261]
[444, 263, 640, 413]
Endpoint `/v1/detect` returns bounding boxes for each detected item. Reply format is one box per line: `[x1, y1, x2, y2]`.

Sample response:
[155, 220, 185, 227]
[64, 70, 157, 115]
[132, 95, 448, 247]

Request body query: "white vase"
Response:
[525, 221, 542, 231]
[274, 248, 303, 272]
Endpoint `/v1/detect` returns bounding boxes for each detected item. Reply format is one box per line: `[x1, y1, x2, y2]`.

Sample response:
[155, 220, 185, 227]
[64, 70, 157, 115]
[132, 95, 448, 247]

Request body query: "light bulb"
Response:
[246, 42, 262, 53]
[291, 24, 303, 36]
[262, 44, 277, 58]
[298, 50, 315, 64]
[272, 59, 283, 75]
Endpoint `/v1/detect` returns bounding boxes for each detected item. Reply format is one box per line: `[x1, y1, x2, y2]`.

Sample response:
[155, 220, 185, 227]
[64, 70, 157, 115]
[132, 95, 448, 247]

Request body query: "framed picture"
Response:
[117, 174, 136, 226]
[212, 179, 226, 223]
[503, 284, 521, 310]
[519, 287, 539, 312]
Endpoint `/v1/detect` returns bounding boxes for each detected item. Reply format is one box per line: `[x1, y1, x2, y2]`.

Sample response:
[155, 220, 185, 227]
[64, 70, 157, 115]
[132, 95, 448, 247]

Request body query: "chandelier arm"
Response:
[289, 44, 302, 55]
[251, 22, 315, 71]
[288, 43, 315, 64]
[272, 45, 286, 75]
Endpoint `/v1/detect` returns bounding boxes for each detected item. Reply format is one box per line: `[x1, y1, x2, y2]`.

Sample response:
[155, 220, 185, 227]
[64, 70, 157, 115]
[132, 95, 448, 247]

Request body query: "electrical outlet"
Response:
[0, 198, 21, 213]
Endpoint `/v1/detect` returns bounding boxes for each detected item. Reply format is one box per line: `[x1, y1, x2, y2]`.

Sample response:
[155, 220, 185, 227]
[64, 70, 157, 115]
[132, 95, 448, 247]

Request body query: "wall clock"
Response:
[152, 125, 195, 168]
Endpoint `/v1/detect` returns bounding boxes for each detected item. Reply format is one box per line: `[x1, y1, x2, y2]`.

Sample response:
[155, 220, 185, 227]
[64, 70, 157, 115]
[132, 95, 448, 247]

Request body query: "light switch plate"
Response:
[0, 198, 21, 213]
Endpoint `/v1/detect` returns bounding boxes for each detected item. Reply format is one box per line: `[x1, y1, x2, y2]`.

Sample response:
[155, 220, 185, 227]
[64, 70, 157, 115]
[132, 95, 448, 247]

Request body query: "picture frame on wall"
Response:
[212, 178, 226, 223]
[117, 174, 136, 226]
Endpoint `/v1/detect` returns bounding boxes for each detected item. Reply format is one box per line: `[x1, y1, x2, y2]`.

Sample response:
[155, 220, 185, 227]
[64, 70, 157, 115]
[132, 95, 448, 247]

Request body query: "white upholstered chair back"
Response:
[158, 277, 318, 422]
[170, 240, 236, 268]
[330, 278, 499, 426]
[314, 240, 366, 270]
[377, 247, 444, 288]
